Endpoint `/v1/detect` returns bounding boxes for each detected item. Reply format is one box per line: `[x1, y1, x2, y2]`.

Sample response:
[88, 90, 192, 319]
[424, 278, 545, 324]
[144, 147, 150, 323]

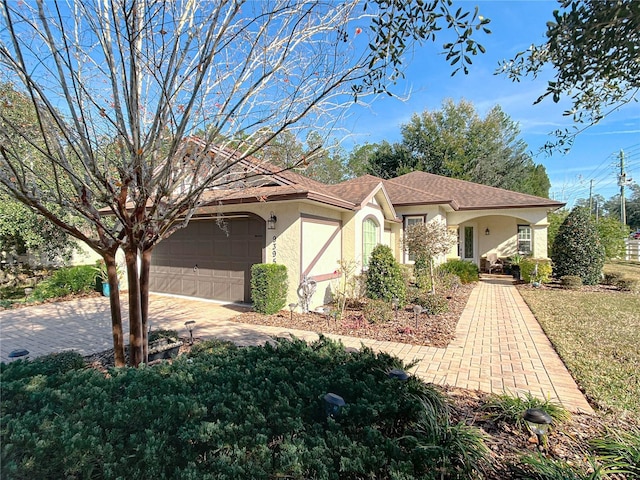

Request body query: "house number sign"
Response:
[272, 235, 277, 263]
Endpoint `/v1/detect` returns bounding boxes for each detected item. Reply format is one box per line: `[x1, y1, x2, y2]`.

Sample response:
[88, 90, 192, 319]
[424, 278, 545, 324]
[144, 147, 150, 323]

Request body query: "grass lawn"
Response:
[519, 261, 640, 418]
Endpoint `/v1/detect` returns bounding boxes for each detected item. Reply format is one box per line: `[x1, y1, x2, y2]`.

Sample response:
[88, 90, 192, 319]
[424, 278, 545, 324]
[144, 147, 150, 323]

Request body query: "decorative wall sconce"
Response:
[267, 211, 277, 230]
[485, 228, 490, 235]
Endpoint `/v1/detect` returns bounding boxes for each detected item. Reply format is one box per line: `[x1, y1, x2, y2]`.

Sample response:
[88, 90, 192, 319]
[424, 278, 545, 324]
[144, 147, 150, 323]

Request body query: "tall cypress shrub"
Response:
[365, 244, 406, 303]
[551, 206, 605, 285]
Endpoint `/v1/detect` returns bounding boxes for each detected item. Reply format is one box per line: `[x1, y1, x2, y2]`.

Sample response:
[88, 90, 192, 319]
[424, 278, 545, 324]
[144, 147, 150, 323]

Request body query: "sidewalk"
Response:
[0, 278, 593, 413]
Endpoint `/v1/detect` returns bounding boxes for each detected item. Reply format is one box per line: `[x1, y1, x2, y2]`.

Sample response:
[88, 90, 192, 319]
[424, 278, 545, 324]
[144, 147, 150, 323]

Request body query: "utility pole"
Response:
[589, 179, 594, 214]
[617, 150, 633, 225]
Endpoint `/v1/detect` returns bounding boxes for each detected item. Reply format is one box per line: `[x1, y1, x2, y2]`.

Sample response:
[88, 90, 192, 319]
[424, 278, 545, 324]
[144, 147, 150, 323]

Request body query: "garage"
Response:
[149, 215, 265, 303]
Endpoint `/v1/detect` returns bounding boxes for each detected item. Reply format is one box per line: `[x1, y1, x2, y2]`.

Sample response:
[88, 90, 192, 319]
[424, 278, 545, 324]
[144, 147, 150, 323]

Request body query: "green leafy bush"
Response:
[30, 265, 97, 301]
[551, 206, 605, 285]
[437, 259, 479, 284]
[411, 291, 449, 315]
[250, 263, 288, 314]
[1, 337, 490, 479]
[560, 275, 583, 289]
[362, 298, 393, 323]
[365, 244, 406, 304]
[521, 258, 552, 284]
[0, 351, 86, 381]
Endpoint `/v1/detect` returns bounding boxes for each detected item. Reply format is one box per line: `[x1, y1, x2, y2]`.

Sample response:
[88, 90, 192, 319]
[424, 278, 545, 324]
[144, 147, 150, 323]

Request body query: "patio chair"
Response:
[486, 253, 503, 274]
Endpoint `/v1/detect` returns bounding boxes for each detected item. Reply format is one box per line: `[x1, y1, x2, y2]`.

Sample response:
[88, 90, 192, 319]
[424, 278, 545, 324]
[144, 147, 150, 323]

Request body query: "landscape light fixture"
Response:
[485, 228, 490, 235]
[388, 368, 409, 381]
[184, 320, 196, 345]
[288, 303, 297, 321]
[523, 408, 553, 447]
[323, 392, 345, 417]
[8, 349, 29, 362]
[392, 297, 399, 319]
[267, 211, 277, 230]
[413, 304, 423, 328]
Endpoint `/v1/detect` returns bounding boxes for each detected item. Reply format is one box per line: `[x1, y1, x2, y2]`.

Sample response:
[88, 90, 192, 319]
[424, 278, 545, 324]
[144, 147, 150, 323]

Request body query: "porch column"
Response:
[532, 224, 548, 258]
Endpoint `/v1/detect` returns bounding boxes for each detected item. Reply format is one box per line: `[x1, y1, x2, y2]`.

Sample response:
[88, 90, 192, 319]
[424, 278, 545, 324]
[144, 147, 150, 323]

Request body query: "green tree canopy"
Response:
[499, 0, 640, 150]
[349, 99, 551, 196]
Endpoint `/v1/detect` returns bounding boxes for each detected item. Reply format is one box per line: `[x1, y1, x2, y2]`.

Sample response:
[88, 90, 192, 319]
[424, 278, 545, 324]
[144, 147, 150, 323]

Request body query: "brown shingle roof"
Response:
[385, 171, 564, 210]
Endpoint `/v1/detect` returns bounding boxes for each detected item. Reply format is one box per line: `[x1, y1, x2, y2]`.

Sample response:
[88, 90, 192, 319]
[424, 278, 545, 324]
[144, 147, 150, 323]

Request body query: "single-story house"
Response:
[148, 142, 564, 310]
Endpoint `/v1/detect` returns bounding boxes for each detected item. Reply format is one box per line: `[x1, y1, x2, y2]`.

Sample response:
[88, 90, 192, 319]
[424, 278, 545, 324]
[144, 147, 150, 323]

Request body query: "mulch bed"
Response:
[229, 283, 475, 348]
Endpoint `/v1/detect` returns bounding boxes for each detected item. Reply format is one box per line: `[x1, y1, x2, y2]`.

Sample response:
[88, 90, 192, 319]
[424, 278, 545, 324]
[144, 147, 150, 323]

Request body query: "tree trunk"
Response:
[140, 247, 153, 362]
[104, 252, 126, 367]
[429, 257, 435, 294]
[125, 248, 144, 366]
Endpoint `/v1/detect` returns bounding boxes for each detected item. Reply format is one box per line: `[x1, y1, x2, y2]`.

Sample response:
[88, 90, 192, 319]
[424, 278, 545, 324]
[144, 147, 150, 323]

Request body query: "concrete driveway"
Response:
[0, 294, 260, 360]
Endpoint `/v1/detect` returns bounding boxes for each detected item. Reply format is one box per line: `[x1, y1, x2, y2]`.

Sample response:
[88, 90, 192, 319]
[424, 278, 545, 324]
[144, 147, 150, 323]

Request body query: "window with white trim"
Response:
[517, 225, 532, 255]
[362, 218, 379, 267]
[404, 216, 425, 262]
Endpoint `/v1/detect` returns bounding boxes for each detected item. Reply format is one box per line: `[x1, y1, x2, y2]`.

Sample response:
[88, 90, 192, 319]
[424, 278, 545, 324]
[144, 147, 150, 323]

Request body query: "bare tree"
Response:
[0, 0, 489, 366]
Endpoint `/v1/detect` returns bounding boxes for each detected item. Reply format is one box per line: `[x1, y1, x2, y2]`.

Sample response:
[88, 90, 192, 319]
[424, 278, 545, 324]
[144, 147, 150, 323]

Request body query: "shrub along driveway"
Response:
[0, 279, 593, 413]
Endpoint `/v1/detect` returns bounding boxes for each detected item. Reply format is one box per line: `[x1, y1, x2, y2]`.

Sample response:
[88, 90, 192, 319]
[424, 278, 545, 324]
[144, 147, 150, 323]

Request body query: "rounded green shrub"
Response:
[363, 298, 394, 324]
[560, 275, 583, 289]
[551, 206, 605, 285]
[412, 292, 449, 315]
[437, 259, 479, 284]
[365, 245, 406, 304]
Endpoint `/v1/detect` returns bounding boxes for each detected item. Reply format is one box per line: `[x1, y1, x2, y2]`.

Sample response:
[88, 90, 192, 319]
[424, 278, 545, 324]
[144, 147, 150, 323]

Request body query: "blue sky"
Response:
[341, 0, 640, 207]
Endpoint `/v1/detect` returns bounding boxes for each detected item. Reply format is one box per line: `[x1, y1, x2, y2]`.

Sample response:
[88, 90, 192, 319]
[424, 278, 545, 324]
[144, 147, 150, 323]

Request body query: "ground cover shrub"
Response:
[30, 265, 97, 301]
[250, 263, 288, 314]
[551, 207, 605, 285]
[1, 337, 490, 479]
[592, 426, 640, 478]
[437, 259, 479, 284]
[482, 392, 570, 432]
[520, 258, 552, 284]
[148, 329, 179, 342]
[615, 278, 640, 293]
[365, 244, 406, 304]
[602, 272, 623, 286]
[362, 298, 394, 324]
[560, 275, 583, 289]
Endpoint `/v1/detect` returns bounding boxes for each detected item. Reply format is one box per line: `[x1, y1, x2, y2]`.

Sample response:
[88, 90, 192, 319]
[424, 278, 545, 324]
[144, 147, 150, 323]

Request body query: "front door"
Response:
[462, 225, 476, 263]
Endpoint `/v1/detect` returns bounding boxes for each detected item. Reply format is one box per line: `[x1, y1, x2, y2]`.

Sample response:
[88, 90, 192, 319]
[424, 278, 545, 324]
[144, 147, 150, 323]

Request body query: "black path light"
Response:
[388, 368, 409, 381]
[413, 304, 422, 329]
[184, 320, 196, 345]
[288, 303, 297, 321]
[8, 349, 29, 362]
[323, 393, 345, 418]
[523, 408, 553, 447]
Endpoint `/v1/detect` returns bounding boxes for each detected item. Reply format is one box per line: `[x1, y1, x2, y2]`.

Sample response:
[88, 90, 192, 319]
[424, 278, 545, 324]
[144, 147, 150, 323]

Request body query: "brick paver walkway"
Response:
[0, 277, 593, 413]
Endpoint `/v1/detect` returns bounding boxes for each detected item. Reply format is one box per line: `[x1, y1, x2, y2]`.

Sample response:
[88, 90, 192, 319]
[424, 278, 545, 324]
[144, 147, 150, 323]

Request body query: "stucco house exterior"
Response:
[147, 142, 564, 310]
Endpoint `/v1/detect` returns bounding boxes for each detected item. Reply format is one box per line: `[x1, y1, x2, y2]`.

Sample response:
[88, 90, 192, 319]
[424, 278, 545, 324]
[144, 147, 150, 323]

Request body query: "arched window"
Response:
[362, 217, 379, 267]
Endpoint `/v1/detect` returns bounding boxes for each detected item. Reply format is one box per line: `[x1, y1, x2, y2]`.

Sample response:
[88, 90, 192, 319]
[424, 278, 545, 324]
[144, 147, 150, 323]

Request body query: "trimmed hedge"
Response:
[1, 337, 489, 480]
[250, 263, 288, 314]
